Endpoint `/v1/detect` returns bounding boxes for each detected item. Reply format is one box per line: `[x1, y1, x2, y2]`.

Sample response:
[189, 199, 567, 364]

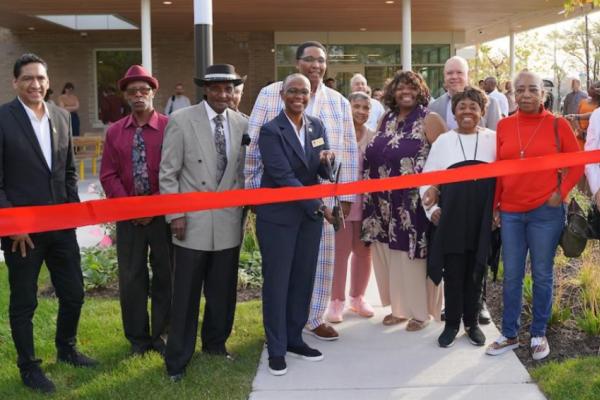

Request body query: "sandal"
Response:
[406, 318, 430, 332]
[382, 313, 407, 326]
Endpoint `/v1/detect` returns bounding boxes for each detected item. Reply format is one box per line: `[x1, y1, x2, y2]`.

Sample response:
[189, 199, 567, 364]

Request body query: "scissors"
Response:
[330, 161, 345, 232]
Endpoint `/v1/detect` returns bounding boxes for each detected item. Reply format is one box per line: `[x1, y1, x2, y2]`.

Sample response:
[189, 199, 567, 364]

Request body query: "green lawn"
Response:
[532, 357, 600, 400]
[0, 266, 264, 399]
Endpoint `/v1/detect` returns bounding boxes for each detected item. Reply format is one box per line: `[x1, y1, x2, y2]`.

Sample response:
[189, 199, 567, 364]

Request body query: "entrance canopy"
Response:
[0, 0, 571, 45]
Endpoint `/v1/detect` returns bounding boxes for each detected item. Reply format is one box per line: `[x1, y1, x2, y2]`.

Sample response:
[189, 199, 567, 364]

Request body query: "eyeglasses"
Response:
[126, 87, 152, 96]
[299, 56, 326, 64]
[286, 88, 310, 96]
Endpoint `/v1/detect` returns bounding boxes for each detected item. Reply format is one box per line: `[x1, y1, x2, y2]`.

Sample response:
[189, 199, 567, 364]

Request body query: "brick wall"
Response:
[0, 28, 275, 133]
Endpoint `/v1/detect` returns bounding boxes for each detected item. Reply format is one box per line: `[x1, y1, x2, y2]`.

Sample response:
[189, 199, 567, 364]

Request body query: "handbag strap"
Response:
[553, 117, 562, 192]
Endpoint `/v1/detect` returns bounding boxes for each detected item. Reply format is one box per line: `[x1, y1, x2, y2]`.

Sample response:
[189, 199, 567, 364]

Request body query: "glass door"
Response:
[326, 64, 364, 97]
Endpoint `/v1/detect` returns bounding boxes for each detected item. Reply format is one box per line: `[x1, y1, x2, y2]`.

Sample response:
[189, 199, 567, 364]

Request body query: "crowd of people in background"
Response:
[1, 37, 599, 391]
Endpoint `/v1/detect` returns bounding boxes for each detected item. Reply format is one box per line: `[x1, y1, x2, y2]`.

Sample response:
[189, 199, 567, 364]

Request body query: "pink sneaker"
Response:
[349, 296, 375, 318]
[326, 299, 345, 323]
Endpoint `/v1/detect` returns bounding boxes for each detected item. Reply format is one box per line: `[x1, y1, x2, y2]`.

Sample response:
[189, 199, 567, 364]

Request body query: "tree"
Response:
[564, 0, 600, 13]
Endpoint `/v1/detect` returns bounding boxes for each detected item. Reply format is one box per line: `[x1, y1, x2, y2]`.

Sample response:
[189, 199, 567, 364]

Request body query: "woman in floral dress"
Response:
[362, 70, 446, 331]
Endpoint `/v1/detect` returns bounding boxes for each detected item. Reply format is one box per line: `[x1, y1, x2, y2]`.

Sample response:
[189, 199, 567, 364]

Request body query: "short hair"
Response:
[62, 82, 74, 94]
[350, 73, 367, 87]
[450, 86, 488, 116]
[513, 71, 547, 102]
[282, 73, 310, 92]
[444, 56, 469, 75]
[296, 41, 327, 60]
[348, 91, 371, 103]
[383, 70, 430, 110]
[324, 77, 335, 83]
[13, 53, 47, 79]
[589, 80, 600, 101]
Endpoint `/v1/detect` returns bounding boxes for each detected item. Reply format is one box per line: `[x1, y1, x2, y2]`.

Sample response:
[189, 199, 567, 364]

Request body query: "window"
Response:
[94, 49, 141, 124]
[276, 44, 449, 97]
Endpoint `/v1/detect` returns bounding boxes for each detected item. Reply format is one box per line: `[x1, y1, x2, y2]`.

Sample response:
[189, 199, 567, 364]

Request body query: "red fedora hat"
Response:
[118, 65, 159, 91]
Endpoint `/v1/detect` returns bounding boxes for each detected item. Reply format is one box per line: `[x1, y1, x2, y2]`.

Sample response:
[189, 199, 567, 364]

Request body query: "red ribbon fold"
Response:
[1, 150, 599, 236]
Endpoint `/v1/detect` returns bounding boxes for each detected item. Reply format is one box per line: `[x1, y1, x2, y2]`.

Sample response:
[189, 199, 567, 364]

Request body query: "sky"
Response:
[463, 8, 600, 80]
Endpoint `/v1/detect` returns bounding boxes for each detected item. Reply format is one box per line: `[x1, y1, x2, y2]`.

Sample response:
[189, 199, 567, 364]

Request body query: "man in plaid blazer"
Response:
[245, 41, 358, 340]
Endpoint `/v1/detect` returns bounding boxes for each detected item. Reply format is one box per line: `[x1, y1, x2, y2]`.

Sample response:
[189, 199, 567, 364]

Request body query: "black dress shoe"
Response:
[169, 372, 185, 383]
[479, 303, 491, 325]
[287, 345, 324, 361]
[268, 356, 287, 376]
[21, 367, 56, 393]
[57, 349, 99, 367]
[131, 344, 152, 356]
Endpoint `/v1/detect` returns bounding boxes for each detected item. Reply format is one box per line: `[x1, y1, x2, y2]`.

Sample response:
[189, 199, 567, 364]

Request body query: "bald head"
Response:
[444, 56, 469, 96]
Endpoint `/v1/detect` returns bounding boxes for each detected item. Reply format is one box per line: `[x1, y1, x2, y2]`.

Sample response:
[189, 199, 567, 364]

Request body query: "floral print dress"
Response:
[362, 105, 431, 260]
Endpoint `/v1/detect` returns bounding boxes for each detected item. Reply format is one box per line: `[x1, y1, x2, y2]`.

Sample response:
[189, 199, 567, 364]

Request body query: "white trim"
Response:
[194, 0, 213, 25]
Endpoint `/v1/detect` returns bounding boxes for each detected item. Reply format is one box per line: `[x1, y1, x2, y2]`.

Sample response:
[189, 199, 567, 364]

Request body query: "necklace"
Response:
[456, 129, 479, 161]
[517, 115, 547, 159]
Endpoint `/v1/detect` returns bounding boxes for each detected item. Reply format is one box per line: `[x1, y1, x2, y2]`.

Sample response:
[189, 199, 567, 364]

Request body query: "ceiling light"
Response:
[360, 28, 367, 31]
[385, 1, 395, 4]
[163, 1, 173, 4]
[27, 26, 35, 31]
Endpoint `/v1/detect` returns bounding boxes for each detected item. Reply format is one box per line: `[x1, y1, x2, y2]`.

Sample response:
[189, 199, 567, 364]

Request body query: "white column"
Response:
[141, 0, 152, 73]
[509, 30, 516, 79]
[402, 0, 412, 71]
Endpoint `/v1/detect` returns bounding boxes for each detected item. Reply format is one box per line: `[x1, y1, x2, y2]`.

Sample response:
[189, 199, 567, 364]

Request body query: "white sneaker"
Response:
[485, 335, 519, 356]
[531, 336, 550, 361]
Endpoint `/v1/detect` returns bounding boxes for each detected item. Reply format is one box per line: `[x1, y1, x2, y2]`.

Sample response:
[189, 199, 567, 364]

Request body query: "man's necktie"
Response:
[214, 114, 228, 183]
[132, 127, 151, 195]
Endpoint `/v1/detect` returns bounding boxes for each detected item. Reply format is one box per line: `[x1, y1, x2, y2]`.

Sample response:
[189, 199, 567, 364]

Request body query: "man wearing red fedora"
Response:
[100, 65, 172, 357]
[160, 64, 248, 381]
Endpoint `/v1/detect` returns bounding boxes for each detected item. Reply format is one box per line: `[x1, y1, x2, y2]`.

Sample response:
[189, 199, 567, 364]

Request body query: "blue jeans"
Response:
[500, 203, 565, 338]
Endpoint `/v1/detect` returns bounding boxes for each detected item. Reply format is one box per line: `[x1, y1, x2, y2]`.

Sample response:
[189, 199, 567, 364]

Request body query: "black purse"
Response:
[554, 118, 596, 257]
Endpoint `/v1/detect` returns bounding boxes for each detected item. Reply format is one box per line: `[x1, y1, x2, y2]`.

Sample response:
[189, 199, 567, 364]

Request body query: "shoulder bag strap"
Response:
[554, 117, 562, 192]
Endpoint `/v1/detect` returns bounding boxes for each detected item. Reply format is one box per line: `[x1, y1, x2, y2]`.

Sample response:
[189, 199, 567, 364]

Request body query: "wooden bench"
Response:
[73, 136, 104, 180]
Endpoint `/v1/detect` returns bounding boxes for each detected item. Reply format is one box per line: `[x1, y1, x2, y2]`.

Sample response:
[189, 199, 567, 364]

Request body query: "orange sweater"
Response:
[495, 109, 583, 212]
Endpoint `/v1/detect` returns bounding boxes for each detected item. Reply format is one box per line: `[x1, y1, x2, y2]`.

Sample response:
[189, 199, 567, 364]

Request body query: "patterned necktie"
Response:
[214, 114, 228, 183]
[132, 126, 151, 195]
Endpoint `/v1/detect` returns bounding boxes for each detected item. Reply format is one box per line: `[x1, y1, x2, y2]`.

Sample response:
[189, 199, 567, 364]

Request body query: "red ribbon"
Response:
[1, 150, 599, 236]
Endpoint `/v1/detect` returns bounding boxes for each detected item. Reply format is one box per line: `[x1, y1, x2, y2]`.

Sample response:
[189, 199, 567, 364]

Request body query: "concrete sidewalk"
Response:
[249, 274, 546, 400]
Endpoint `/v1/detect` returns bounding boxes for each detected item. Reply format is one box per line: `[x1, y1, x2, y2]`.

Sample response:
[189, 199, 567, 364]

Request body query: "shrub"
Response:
[239, 213, 263, 289]
[81, 245, 118, 290]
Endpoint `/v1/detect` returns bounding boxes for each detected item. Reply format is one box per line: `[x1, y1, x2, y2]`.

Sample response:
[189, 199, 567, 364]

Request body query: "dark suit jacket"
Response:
[0, 98, 79, 209]
[256, 111, 329, 225]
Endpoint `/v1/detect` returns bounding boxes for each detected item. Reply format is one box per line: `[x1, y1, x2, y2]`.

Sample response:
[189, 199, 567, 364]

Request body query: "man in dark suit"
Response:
[0, 53, 97, 394]
[255, 73, 335, 376]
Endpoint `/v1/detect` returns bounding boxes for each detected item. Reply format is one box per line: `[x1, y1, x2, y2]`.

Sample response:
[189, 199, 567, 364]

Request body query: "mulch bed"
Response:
[486, 266, 600, 370]
[40, 282, 262, 302]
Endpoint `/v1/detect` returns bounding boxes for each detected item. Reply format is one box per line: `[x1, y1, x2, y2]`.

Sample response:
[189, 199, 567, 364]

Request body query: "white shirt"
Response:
[488, 89, 509, 117]
[284, 112, 306, 149]
[585, 108, 600, 197]
[366, 98, 385, 131]
[18, 97, 52, 169]
[420, 128, 497, 219]
[204, 101, 231, 158]
[165, 95, 191, 115]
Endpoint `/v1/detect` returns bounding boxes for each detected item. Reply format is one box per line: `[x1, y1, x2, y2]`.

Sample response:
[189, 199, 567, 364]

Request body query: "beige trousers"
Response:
[372, 242, 442, 322]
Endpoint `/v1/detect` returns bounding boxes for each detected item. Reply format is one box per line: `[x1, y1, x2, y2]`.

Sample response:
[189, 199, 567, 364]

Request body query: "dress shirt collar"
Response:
[18, 97, 49, 121]
[204, 101, 228, 124]
[124, 110, 160, 130]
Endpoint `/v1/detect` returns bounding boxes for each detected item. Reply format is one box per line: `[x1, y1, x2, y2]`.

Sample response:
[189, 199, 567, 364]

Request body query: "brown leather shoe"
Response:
[306, 323, 340, 341]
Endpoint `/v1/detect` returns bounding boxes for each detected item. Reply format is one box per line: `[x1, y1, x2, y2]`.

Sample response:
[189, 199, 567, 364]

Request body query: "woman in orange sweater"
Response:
[486, 71, 583, 361]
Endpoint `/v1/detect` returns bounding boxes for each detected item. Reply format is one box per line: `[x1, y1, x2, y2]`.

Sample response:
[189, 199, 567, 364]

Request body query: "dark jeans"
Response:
[443, 251, 485, 328]
[164, 245, 240, 375]
[116, 218, 172, 350]
[3, 229, 83, 371]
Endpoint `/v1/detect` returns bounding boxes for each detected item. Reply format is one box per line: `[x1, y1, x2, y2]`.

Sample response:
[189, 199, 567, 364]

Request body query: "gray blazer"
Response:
[159, 101, 248, 251]
[429, 92, 501, 131]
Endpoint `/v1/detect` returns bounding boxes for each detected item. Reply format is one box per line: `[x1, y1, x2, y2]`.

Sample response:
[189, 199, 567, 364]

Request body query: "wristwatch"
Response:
[315, 204, 327, 217]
